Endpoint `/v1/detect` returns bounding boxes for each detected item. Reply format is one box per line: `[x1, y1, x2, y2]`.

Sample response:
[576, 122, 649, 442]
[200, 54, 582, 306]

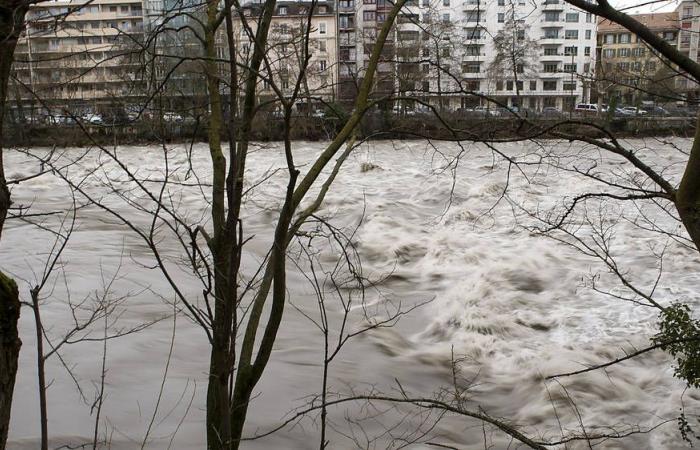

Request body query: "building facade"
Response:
[13, 0, 146, 115]
[676, 0, 700, 101]
[236, 1, 338, 110]
[335, 0, 597, 111]
[596, 13, 678, 105]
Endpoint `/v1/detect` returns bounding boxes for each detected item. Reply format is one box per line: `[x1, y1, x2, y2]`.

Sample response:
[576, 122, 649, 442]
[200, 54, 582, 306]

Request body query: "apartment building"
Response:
[596, 13, 678, 105]
[236, 1, 338, 109]
[676, 0, 700, 101]
[335, 0, 597, 111]
[12, 0, 146, 114]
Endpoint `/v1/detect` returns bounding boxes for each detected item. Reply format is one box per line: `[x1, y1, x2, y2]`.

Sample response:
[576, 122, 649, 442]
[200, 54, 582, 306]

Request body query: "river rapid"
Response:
[3, 139, 699, 449]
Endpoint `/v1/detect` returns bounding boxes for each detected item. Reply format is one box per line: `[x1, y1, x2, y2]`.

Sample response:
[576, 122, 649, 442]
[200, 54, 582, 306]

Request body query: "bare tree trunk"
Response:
[676, 114, 700, 252]
[1, 0, 29, 240]
[203, 3, 235, 448]
[0, 273, 20, 450]
[0, 5, 28, 449]
[30, 288, 48, 450]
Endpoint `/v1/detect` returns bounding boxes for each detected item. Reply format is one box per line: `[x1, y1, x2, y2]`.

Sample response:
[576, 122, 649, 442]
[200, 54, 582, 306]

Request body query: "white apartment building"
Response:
[13, 0, 146, 112]
[337, 0, 597, 111]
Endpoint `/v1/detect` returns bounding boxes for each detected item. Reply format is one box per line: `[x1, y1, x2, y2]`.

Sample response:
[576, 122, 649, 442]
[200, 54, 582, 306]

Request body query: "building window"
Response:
[585, 29, 591, 39]
[683, 6, 693, 18]
[466, 45, 480, 56]
[564, 46, 577, 56]
[443, 0, 450, 5]
[319, 22, 326, 34]
[498, 0, 505, 5]
[544, 47, 558, 55]
[618, 33, 630, 43]
[543, 63, 558, 72]
[586, 12, 592, 22]
[496, 80, 504, 90]
[363, 11, 375, 20]
[584, 63, 590, 72]
[563, 81, 576, 90]
[529, 80, 537, 90]
[466, 12, 481, 22]
[442, 13, 450, 22]
[506, 80, 513, 90]
[516, 64, 524, 73]
[565, 30, 578, 39]
[516, 80, 523, 90]
[617, 48, 630, 57]
[544, 29, 559, 38]
[278, 6, 287, 14]
[498, 13, 505, 22]
[422, 81, 430, 91]
[543, 80, 557, 90]
[319, 60, 327, 71]
[319, 40, 326, 52]
[604, 33, 614, 44]
[563, 63, 576, 72]
[422, 63, 429, 73]
[442, 47, 450, 57]
[646, 61, 656, 71]
[565, 12, 579, 22]
[544, 12, 559, 22]
[603, 48, 615, 58]
[584, 46, 590, 56]
[462, 62, 481, 73]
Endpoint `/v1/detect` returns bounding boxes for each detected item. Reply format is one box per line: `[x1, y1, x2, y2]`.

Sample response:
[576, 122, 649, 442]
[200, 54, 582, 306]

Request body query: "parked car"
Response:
[613, 107, 634, 117]
[474, 106, 500, 117]
[665, 105, 696, 117]
[541, 107, 561, 117]
[620, 106, 647, 116]
[49, 115, 77, 125]
[574, 103, 606, 115]
[163, 112, 184, 123]
[642, 106, 670, 116]
[82, 113, 103, 125]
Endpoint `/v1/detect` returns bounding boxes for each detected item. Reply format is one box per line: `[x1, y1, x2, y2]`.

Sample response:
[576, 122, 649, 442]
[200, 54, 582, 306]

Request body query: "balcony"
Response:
[540, 36, 564, 44]
[542, 0, 564, 10]
[462, 53, 485, 60]
[463, 1, 485, 10]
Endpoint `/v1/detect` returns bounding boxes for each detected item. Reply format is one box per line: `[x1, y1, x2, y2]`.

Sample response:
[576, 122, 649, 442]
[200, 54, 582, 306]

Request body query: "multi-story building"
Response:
[235, 0, 338, 110]
[12, 0, 147, 115]
[335, 0, 597, 112]
[596, 12, 678, 105]
[676, 1, 700, 101]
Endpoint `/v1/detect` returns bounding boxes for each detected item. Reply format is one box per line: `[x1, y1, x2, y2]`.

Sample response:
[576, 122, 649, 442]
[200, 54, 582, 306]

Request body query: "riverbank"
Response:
[3, 114, 695, 147]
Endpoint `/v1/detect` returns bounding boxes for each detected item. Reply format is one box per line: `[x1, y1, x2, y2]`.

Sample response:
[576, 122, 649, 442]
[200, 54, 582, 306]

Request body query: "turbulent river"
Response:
[3, 139, 699, 449]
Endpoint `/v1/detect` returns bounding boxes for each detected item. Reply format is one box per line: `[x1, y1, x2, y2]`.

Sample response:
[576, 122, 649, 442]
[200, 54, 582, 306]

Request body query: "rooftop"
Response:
[597, 12, 678, 32]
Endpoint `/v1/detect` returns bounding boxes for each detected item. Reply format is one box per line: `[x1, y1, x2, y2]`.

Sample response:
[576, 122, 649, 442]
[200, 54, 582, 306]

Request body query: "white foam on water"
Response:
[3, 139, 699, 449]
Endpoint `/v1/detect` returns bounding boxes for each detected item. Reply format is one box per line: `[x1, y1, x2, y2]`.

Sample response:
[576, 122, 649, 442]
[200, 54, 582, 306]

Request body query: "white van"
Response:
[574, 103, 606, 115]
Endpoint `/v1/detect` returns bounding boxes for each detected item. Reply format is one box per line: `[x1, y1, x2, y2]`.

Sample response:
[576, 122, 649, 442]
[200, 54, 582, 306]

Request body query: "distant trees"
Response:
[488, 15, 538, 101]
